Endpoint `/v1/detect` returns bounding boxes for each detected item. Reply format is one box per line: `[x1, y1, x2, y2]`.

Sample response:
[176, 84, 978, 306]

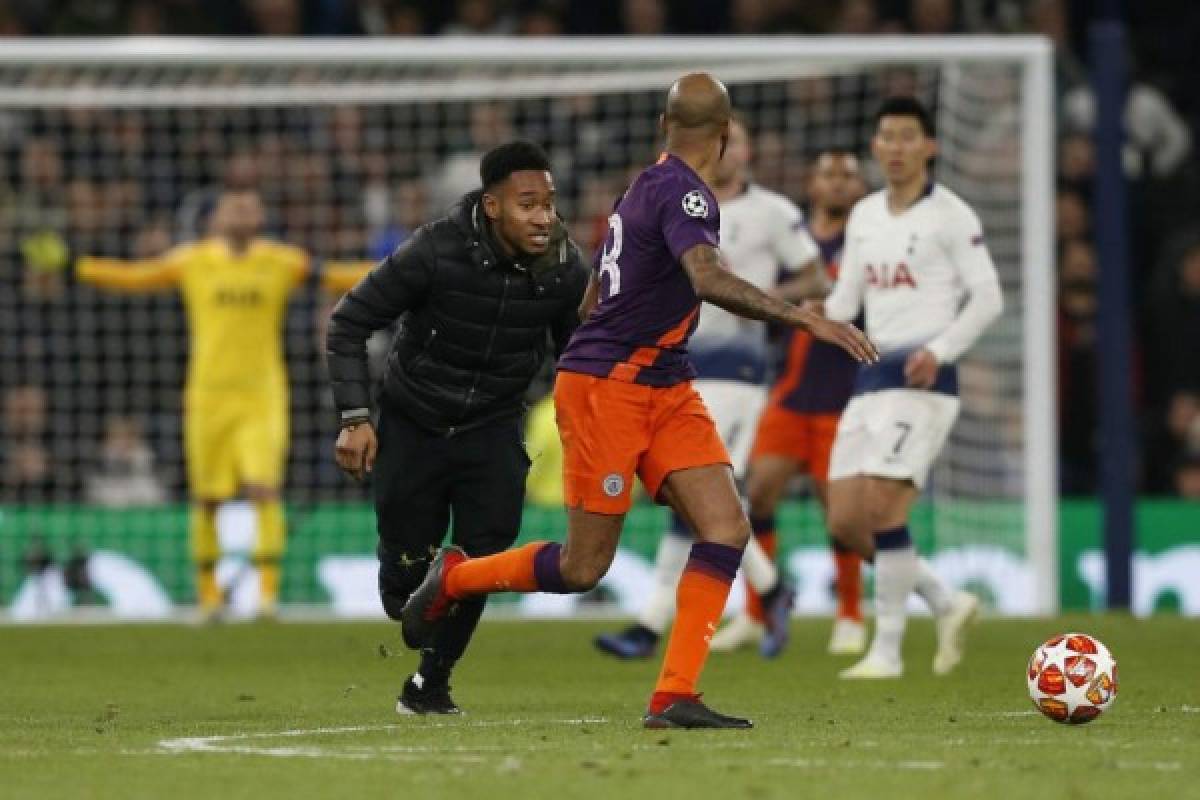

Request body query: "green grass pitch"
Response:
[1, 616, 1197, 799]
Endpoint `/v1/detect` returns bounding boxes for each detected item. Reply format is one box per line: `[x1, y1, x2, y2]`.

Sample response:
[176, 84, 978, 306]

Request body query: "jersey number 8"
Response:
[599, 212, 622, 299]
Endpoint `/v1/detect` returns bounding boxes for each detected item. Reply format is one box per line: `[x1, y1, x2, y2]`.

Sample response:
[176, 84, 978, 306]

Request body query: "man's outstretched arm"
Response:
[681, 243, 878, 364]
[76, 255, 182, 292]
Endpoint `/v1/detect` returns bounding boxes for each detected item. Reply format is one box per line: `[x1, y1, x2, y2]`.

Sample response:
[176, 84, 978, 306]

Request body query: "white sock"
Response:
[913, 558, 954, 617]
[740, 534, 778, 594]
[638, 532, 691, 634]
[868, 544, 918, 664]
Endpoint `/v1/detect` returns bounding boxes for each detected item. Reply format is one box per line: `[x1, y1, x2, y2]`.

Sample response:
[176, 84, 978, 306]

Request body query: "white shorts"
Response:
[694, 379, 767, 479]
[827, 389, 960, 489]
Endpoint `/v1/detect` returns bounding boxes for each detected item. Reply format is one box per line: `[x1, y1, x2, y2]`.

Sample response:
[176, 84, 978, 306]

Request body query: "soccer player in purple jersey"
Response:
[401, 74, 877, 729]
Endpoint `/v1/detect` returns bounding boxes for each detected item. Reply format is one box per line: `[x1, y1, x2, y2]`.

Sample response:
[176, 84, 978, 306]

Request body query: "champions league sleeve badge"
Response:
[682, 190, 709, 219]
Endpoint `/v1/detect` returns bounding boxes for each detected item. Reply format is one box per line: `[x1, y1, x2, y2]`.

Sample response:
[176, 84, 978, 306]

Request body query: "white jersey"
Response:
[825, 183, 1003, 367]
[691, 183, 819, 383]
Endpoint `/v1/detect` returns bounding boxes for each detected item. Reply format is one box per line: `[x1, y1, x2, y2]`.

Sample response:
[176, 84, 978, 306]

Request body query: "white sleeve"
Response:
[924, 204, 1004, 364]
[823, 212, 865, 323]
[771, 200, 820, 272]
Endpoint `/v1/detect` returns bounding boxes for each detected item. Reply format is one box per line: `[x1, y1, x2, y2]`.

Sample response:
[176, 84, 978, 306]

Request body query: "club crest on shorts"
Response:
[602, 473, 625, 497]
[681, 190, 709, 218]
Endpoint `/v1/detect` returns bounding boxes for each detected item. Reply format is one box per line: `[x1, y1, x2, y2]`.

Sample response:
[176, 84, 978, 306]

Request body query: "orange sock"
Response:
[833, 546, 862, 621]
[652, 543, 740, 707]
[745, 529, 777, 623]
[445, 541, 551, 599]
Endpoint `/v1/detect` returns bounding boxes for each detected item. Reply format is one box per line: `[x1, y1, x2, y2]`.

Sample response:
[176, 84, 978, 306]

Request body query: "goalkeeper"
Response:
[77, 188, 308, 621]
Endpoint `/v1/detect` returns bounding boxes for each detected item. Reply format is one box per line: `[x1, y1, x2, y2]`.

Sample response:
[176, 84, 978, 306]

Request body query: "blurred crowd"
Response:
[0, 0, 1199, 501]
[0, 0, 1151, 39]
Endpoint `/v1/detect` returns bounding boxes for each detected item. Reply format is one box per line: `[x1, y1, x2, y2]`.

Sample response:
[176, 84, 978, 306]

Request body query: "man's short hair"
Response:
[812, 147, 860, 163]
[480, 140, 552, 190]
[874, 96, 936, 138]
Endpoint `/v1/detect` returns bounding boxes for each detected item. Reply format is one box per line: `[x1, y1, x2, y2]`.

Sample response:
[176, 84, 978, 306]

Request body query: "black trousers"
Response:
[373, 404, 530, 676]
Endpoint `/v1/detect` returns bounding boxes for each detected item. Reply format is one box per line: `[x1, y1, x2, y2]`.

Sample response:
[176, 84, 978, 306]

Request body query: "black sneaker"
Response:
[396, 674, 461, 715]
[400, 546, 467, 650]
[594, 625, 659, 660]
[760, 580, 796, 659]
[642, 697, 753, 729]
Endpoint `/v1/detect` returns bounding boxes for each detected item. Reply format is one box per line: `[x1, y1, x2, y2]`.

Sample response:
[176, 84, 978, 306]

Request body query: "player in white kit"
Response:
[594, 116, 825, 660]
[824, 97, 1004, 679]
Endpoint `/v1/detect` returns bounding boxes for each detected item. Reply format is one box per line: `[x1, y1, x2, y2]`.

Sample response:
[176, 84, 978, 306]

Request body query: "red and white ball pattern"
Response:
[1027, 633, 1118, 724]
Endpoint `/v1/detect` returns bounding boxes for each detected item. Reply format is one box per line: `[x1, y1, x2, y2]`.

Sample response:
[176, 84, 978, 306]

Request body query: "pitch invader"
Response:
[593, 116, 827, 661]
[716, 149, 868, 656]
[824, 97, 1004, 679]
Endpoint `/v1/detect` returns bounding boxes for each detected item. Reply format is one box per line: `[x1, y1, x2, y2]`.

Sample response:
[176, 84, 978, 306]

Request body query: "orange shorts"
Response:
[554, 370, 731, 515]
[748, 404, 841, 482]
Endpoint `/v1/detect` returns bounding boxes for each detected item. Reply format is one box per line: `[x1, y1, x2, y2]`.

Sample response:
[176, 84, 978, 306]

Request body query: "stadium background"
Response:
[1, 0, 1198, 620]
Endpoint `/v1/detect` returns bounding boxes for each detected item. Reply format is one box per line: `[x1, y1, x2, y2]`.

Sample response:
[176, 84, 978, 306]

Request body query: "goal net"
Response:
[0, 38, 1055, 619]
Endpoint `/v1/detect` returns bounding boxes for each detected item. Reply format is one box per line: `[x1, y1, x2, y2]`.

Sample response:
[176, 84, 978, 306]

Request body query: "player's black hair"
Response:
[811, 147, 860, 162]
[480, 140, 552, 191]
[874, 96, 936, 138]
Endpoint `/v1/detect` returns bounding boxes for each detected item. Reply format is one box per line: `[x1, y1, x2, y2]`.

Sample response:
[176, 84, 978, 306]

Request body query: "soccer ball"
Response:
[1026, 633, 1118, 724]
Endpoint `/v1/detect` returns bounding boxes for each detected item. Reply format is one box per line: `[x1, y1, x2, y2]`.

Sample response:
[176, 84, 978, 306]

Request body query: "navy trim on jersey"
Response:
[852, 348, 958, 397]
[888, 180, 936, 213]
[690, 341, 768, 385]
[815, 230, 845, 266]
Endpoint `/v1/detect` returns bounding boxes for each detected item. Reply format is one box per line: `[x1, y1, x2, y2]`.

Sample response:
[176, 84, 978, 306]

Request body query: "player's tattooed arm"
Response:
[682, 243, 791, 321]
[682, 243, 878, 364]
[772, 257, 830, 302]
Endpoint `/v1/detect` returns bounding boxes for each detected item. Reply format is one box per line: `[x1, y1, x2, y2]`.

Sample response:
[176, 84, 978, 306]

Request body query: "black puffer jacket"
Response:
[327, 190, 590, 435]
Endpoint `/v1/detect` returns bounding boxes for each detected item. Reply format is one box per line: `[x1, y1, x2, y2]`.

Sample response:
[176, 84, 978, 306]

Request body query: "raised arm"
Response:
[284, 247, 312, 290]
[682, 243, 877, 364]
[76, 255, 182, 292]
[321, 260, 373, 295]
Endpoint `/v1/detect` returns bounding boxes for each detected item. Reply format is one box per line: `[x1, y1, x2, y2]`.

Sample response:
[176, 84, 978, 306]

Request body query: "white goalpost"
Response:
[0, 37, 1057, 617]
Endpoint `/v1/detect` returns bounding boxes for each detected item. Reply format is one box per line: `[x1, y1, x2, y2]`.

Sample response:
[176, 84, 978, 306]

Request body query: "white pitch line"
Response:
[1115, 761, 1183, 772]
[631, 741, 755, 752]
[157, 725, 394, 754]
[767, 758, 829, 769]
[156, 718, 613, 759]
[766, 758, 945, 771]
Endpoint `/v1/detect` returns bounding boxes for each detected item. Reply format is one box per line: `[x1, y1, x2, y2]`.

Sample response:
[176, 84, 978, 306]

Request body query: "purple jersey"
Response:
[558, 154, 720, 387]
[776, 230, 860, 414]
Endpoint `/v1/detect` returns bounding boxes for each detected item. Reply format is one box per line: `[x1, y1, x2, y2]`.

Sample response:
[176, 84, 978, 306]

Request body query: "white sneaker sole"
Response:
[933, 592, 980, 676]
[395, 699, 465, 716]
[838, 658, 904, 680]
[827, 619, 867, 656]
